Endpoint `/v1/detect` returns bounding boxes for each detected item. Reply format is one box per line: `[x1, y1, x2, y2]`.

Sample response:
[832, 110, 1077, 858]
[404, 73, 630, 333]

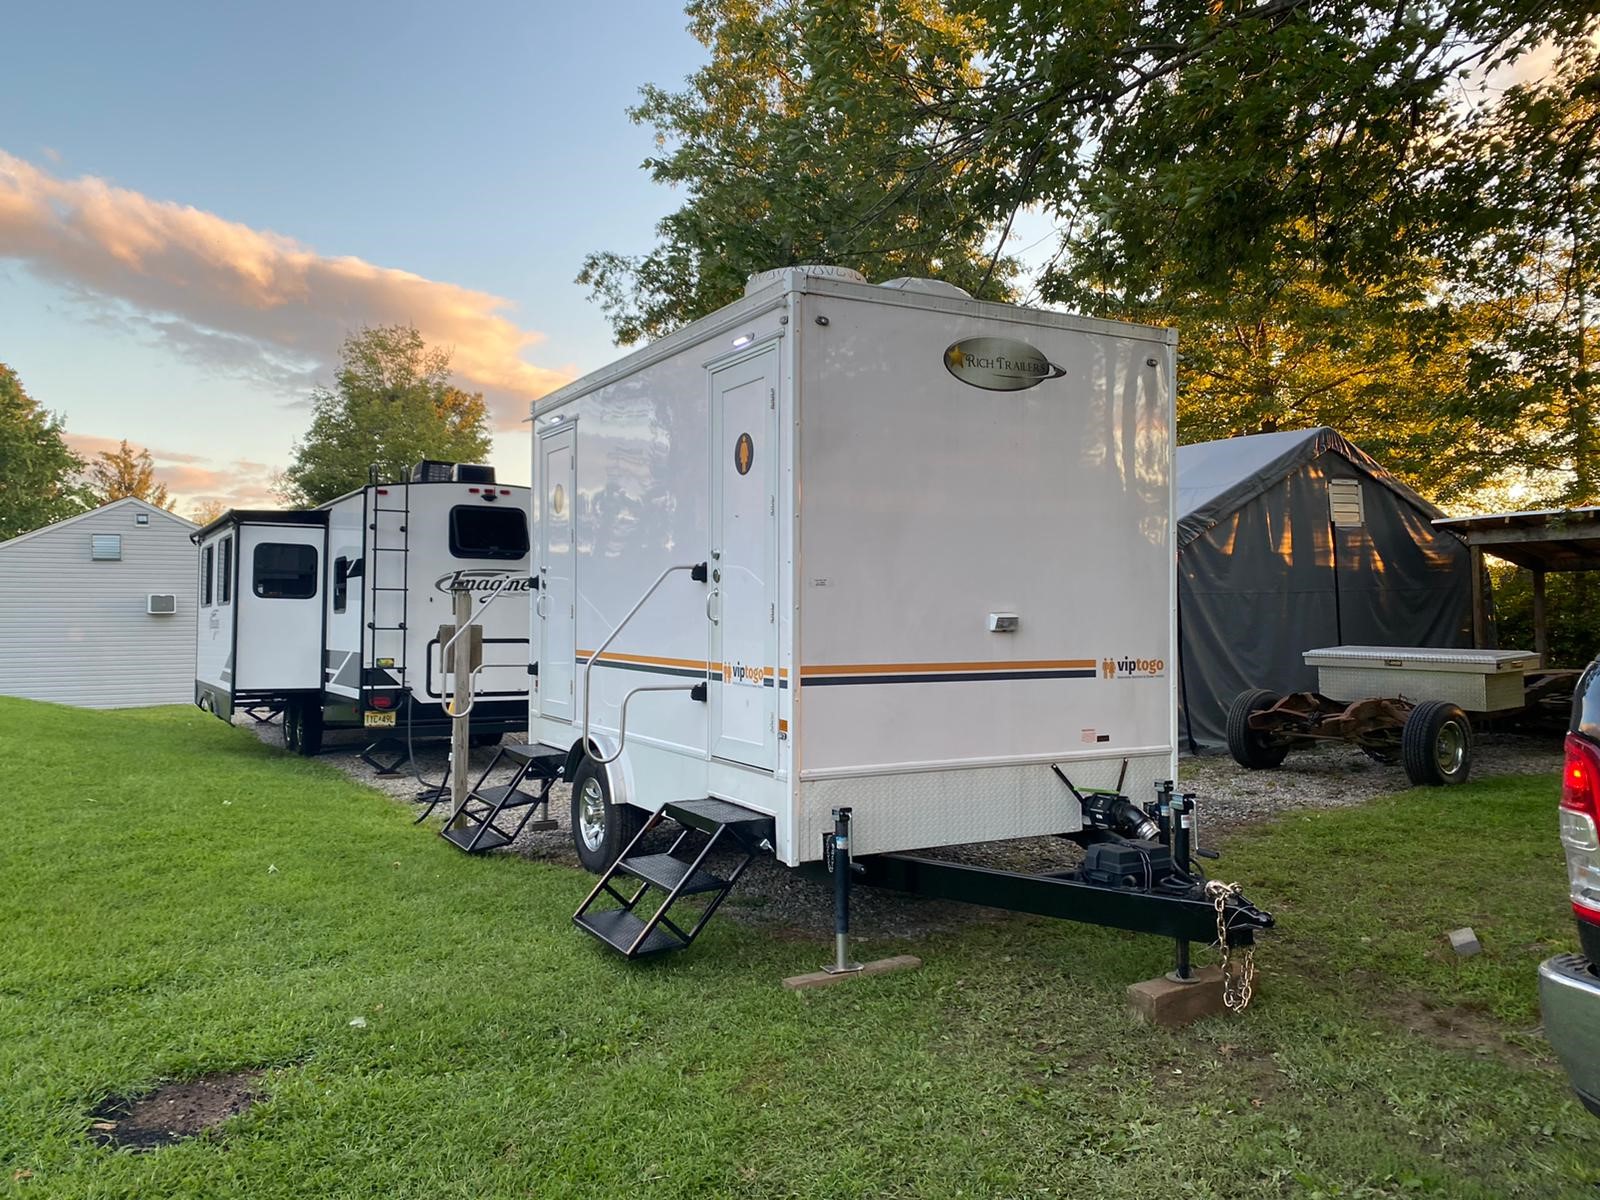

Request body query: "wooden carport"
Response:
[1432, 507, 1600, 663]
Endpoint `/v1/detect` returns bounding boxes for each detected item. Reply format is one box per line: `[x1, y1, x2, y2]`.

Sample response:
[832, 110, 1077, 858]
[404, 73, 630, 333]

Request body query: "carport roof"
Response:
[1432, 507, 1600, 572]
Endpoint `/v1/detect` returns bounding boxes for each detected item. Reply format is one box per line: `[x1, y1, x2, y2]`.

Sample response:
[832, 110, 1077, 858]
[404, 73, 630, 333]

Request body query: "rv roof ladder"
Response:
[366, 480, 412, 694]
[572, 799, 775, 958]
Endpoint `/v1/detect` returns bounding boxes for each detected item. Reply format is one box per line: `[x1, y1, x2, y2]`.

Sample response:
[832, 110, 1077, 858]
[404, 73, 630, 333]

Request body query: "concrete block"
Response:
[1448, 927, 1481, 957]
[783, 955, 922, 991]
[1126, 965, 1232, 1027]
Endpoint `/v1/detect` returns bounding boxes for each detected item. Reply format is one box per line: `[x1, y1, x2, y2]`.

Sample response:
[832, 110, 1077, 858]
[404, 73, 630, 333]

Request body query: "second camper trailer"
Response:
[193, 462, 531, 753]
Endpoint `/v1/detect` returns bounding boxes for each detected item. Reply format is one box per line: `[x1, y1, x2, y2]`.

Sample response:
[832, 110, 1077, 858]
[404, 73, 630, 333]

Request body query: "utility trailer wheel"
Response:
[1226, 689, 1292, 769]
[570, 757, 645, 874]
[1401, 700, 1472, 786]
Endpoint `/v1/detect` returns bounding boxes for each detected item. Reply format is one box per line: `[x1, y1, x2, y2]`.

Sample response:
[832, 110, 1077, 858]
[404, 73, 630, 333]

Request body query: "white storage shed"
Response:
[0, 498, 198, 708]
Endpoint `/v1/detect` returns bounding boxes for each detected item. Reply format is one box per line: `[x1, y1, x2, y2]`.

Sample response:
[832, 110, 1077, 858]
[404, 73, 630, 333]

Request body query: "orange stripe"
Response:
[576, 649, 710, 671]
[801, 659, 1096, 677]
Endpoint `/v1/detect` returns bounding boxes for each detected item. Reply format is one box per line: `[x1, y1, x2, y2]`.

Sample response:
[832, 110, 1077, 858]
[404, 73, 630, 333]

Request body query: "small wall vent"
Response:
[1329, 478, 1365, 527]
[147, 593, 178, 615]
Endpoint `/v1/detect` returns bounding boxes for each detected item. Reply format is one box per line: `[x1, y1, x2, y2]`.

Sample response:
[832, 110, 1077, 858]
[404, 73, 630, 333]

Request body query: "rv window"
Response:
[252, 543, 319, 599]
[219, 537, 233, 605]
[334, 555, 350, 612]
[449, 505, 529, 561]
[202, 545, 214, 606]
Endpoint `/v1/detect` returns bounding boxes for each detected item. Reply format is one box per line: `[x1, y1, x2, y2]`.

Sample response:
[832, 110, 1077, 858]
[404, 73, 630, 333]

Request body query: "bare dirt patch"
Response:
[89, 1070, 262, 1151]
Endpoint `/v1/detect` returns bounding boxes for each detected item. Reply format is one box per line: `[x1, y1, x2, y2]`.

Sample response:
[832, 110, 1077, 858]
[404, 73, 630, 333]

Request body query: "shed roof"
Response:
[1176, 426, 1442, 547]
[1432, 507, 1600, 571]
[0, 497, 195, 553]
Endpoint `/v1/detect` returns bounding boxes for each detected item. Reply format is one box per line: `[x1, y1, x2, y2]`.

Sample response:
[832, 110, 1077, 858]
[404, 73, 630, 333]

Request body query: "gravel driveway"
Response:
[240, 716, 1562, 942]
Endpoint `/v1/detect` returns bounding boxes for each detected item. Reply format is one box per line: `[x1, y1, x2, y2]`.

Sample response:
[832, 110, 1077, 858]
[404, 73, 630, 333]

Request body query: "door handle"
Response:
[706, 589, 720, 625]
[536, 593, 548, 619]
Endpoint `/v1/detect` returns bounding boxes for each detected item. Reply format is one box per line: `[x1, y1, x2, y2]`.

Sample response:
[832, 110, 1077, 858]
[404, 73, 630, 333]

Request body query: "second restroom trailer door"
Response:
[709, 347, 779, 770]
[538, 423, 577, 723]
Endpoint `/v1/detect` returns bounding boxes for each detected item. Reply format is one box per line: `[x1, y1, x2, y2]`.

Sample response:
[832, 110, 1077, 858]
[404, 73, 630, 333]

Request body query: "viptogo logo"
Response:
[1102, 655, 1166, 679]
[434, 569, 532, 595]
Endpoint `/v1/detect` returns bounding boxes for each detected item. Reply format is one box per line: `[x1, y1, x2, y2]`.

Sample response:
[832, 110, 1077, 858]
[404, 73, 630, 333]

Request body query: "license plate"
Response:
[364, 711, 396, 728]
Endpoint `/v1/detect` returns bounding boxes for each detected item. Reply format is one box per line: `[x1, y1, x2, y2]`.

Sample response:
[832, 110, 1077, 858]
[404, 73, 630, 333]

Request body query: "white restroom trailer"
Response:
[531, 268, 1180, 873]
[194, 465, 531, 753]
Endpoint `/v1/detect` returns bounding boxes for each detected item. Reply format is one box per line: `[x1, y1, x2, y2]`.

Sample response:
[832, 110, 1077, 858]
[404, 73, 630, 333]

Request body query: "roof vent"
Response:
[744, 264, 868, 297]
[878, 277, 972, 299]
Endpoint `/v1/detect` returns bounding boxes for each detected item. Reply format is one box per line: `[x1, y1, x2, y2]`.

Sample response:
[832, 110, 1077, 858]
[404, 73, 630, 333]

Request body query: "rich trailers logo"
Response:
[944, 337, 1067, 392]
[434, 569, 533, 595]
[1102, 655, 1166, 679]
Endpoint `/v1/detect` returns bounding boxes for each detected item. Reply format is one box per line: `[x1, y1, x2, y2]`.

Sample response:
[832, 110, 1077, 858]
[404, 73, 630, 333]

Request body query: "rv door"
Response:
[538, 422, 577, 722]
[709, 347, 780, 769]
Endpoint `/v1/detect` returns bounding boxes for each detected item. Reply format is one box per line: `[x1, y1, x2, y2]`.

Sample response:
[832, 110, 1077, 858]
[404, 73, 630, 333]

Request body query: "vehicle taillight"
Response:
[1560, 733, 1600, 924]
[370, 694, 395, 710]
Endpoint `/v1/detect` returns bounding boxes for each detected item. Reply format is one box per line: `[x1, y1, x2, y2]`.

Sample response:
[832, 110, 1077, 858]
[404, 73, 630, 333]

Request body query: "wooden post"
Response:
[1532, 566, 1549, 665]
[1470, 546, 1487, 649]
[448, 586, 472, 830]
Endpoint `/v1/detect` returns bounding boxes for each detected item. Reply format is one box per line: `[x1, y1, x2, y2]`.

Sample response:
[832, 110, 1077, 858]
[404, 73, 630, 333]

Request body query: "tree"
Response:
[0, 363, 91, 541]
[277, 326, 493, 507]
[579, 0, 1016, 345]
[190, 498, 229, 526]
[86, 440, 174, 510]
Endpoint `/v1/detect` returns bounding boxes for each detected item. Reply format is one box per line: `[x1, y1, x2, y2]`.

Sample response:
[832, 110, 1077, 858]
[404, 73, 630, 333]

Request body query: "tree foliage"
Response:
[86, 439, 174, 510]
[603, 1, 1599, 506]
[0, 363, 90, 541]
[278, 326, 493, 507]
[579, 0, 1017, 344]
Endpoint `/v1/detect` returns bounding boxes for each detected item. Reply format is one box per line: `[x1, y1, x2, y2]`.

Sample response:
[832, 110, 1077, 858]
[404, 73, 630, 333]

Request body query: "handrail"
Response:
[441, 577, 514, 719]
[580, 561, 707, 764]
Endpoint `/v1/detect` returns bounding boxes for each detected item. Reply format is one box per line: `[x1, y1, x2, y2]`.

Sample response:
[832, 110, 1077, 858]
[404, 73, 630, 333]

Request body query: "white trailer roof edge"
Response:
[531, 270, 1177, 420]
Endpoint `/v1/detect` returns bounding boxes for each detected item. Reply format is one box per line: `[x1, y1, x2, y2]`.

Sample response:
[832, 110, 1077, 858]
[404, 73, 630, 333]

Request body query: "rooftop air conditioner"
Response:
[451, 463, 496, 484]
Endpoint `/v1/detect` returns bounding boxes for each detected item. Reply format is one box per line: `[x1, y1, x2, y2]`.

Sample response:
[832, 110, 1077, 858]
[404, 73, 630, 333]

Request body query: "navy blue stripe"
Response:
[803, 669, 1097, 686]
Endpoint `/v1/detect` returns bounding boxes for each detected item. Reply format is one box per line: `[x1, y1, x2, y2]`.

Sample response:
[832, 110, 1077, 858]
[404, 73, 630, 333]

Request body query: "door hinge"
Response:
[770, 602, 776, 623]
[769, 387, 776, 409]
[769, 496, 775, 517]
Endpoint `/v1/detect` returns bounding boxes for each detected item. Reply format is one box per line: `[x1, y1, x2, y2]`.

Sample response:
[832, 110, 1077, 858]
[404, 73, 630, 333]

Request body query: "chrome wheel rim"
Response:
[579, 777, 607, 852]
[1436, 721, 1466, 775]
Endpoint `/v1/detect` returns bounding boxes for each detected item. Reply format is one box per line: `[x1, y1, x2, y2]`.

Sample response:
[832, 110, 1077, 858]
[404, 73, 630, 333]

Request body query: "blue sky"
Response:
[0, 1, 709, 510]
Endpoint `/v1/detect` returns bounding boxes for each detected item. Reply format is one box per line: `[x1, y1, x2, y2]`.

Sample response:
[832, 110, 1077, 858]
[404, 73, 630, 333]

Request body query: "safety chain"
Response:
[1205, 880, 1257, 1014]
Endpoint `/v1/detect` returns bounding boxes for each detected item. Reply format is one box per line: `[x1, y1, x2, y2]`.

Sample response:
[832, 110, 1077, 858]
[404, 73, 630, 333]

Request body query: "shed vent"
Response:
[1329, 478, 1365, 527]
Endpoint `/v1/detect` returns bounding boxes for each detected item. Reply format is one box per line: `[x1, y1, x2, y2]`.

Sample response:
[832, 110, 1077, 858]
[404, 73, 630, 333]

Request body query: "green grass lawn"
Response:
[1, 697, 1597, 1199]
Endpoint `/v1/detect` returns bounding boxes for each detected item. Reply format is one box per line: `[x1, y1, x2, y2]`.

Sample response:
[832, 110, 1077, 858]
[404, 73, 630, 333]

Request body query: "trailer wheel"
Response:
[569, 757, 644, 874]
[1226, 689, 1291, 769]
[1401, 701, 1472, 786]
[283, 699, 323, 757]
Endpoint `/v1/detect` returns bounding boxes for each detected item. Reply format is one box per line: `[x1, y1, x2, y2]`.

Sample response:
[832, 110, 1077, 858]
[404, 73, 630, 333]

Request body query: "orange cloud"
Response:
[0, 150, 573, 429]
[65, 434, 280, 516]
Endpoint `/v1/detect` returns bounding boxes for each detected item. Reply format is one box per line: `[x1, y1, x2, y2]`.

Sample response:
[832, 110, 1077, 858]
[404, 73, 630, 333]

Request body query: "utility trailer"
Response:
[1226, 645, 1543, 786]
[520, 265, 1271, 979]
[192, 462, 532, 755]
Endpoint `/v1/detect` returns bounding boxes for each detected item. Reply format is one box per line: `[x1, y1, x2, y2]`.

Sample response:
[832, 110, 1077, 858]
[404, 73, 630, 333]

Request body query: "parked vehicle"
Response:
[1539, 656, 1600, 1117]
[513, 265, 1271, 969]
[191, 462, 531, 754]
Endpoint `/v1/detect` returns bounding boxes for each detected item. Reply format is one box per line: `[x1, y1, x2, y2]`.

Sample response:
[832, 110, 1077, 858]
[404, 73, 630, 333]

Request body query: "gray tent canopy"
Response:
[1177, 427, 1472, 751]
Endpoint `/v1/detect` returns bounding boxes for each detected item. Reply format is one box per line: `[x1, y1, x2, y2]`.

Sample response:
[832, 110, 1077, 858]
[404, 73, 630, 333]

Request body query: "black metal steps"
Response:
[573, 907, 684, 957]
[422, 742, 566, 854]
[617, 852, 728, 895]
[573, 797, 773, 959]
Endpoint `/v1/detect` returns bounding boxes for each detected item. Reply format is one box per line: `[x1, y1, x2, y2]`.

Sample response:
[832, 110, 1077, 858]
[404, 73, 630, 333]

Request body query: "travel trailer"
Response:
[193, 463, 531, 754]
[522, 266, 1270, 968]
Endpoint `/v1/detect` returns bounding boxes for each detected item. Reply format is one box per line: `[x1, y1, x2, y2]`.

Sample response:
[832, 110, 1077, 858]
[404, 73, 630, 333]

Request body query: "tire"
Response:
[469, 731, 504, 749]
[1226, 689, 1291, 769]
[569, 756, 644, 874]
[1402, 700, 1472, 786]
[283, 699, 323, 757]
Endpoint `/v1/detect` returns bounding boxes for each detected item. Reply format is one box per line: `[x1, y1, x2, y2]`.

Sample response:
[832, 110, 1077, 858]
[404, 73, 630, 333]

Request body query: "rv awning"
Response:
[1432, 508, 1600, 572]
